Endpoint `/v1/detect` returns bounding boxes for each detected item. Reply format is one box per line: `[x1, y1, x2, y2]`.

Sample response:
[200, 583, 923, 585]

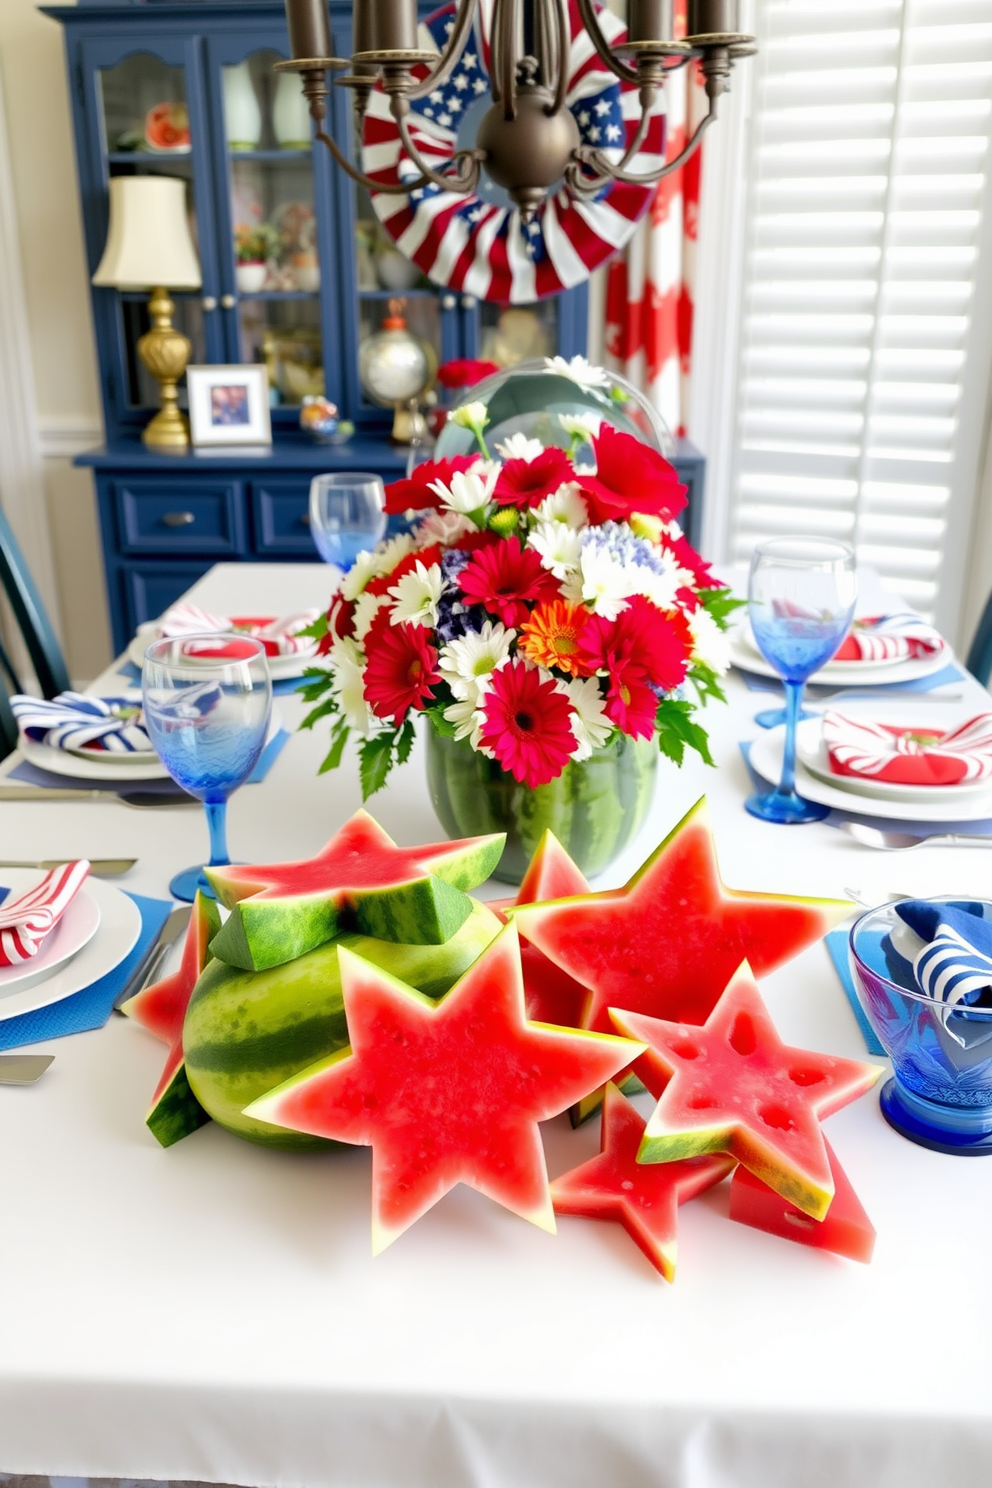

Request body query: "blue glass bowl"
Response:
[849, 899, 992, 1155]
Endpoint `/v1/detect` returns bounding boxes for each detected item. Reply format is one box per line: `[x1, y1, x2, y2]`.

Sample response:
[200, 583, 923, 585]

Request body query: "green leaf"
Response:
[296, 612, 329, 641]
[654, 698, 715, 768]
[318, 719, 351, 775]
[396, 717, 416, 765]
[300, 697, 337, 732]
[359, 732, 397, 799]
[698, 586, 745, 627]
[426, 704, 457, 738]
[686, 662, 727, 708]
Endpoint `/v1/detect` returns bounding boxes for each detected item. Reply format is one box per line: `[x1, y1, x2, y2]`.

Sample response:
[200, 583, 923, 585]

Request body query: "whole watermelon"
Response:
[183, 899, 501, 1150]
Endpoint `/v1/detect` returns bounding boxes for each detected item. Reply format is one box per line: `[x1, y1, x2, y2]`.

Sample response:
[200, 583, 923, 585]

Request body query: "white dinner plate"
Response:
[0, 883, 101, 996]
[730, 623, 952, 687]
[129, 622, 317, 679]
[20, 737, 170, 782]
[749, 725, 992, 823]
[0, 871, 141, 1021]
[795, 719, 992, 805]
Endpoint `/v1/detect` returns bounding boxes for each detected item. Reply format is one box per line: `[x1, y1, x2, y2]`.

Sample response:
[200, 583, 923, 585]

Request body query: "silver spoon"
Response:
[839, 822, 992, 851]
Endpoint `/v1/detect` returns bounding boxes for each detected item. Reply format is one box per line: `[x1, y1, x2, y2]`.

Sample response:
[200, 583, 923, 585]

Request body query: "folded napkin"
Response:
[159, 604, 320, 657]
[887, 900, 992, 1048]
[822, 710, 992, 786]
[0, 860, 90, 967]
[11, 692, 151, 753]
[833, 614, 945, 664]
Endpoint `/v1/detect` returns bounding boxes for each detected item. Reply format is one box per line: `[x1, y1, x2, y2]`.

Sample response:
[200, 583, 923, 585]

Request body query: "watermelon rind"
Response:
[207, 892, 342, 972]
[147, 1051, 211, 1149]
[184, 898, 503, 1149]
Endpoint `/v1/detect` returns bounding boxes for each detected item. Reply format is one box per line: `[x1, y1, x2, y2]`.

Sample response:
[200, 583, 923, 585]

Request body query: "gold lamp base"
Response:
[138, 286, 192, 450]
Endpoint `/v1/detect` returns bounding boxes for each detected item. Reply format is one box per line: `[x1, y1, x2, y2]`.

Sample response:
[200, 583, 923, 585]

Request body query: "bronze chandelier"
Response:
[278, 0, 755, 220]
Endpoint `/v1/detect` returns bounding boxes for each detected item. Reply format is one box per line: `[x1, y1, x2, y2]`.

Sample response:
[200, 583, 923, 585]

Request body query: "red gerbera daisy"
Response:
[318, 594, 355, 653]
[362, 609, 440, 726]
[479, 661, 577, 788]
[457, 538, 557, 628]
[581, 595, 691, 694]
[603, 671, 659, 741]
[580, 427, 688, 526]
[382, 457, 479, 516]
[437, 359, 500, 389]
[663, 532, 723, 589]
[493, 448, 576, 510]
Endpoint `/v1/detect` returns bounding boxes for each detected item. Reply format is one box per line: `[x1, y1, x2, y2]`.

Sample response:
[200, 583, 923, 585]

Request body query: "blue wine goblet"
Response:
[746, 537, 857, 825]
[309, 471, 387, 572]
[142, 634, 273, 901]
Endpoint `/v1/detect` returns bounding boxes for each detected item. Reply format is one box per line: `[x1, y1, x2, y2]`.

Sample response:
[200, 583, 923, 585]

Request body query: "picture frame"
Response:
[186, 364, 272, 447]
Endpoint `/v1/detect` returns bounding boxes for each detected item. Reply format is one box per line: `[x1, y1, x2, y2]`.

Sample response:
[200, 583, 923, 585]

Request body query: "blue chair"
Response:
[0, 504, 70, 700]
[0, 672, 17, 760]
[966, 592, 992, 687]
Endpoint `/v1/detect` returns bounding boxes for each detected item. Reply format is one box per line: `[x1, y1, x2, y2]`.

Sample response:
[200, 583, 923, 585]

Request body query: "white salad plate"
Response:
[0, 871, 141, 1020]
[0, 880, 101, 996]
[794, 719, 992, 805]
[749, 725, 992, 823]
[129, 621, 317, 679]
[730, 623, 951, 687]
[20, 737, 170, 782]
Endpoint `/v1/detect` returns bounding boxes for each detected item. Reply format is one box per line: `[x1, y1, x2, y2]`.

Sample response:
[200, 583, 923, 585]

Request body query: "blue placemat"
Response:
[117, 658, 311, 697]
[739, 660, 965, 698]
[0, 892, 173, 1051]
[825, 926, 885, 1055]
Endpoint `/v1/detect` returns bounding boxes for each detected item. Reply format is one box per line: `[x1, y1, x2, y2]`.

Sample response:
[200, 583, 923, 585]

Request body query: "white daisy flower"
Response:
[688, 604, 732, 674]
[558, 411, 603, 441]
[545, 355, 610, 390]
[531, 482, 588, 530]
[428, 462, 499, 515]
[562, 545, 633, 621]
[528, 520, 582, 580]
[352, 590, 388, 642]
[495, 432, 544, 462]
[388, 561, 444, 628]
[438, 621, 516, 702]
[449, 399, 489, 430]
[629, 562, 684, 613]
[443, 693, 489, 751]
[340, 548, 379, 601]
[372, 532, 415, 576]
[413, 508, 476, 548]
[328, 637, 371, 734]
[564, 675, 612, 761]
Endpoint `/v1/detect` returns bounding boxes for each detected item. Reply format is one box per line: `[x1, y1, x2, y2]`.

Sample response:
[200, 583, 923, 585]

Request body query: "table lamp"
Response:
[92, 175, 202, 450]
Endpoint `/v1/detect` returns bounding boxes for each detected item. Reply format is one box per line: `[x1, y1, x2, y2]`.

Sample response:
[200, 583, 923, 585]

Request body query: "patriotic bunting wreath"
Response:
[360, 0, 665, 303]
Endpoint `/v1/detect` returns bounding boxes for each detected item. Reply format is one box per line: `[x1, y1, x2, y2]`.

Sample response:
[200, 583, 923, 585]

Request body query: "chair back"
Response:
[0, 670, 19, 761]
[0, 505, 70, 699]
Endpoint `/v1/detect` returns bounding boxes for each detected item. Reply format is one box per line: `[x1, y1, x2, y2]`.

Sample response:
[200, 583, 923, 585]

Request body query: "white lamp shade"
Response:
[92, 175, 202, 290]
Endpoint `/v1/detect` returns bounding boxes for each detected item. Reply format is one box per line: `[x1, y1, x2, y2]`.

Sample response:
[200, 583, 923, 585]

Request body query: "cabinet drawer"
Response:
[113, 479, 246, 555]
[251, 480, 318, 556]
[121, 562, 216, 636]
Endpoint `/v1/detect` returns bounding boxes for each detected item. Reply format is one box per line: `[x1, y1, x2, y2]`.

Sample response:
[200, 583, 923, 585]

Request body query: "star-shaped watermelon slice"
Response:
[551, 1082, 735, 1280]
[121, 892, 219, 1147]
[206, 809, 505, 971]
[510, 796, 852, 1033]
[729, 1136, 876, 1264]
[245, 922, 645, 1253]
[611, 961, 882, 1221]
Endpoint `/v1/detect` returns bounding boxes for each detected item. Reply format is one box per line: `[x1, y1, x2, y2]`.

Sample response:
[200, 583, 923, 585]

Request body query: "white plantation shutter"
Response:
[727, 0, 992, 629]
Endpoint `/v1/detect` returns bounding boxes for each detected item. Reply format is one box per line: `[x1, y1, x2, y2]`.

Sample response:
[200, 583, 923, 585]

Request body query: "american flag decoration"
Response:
[822, 711, 992, 787]
[0, 861, 91, 968]
[361, 0, 665, 302]
[604, 0, 703, 437]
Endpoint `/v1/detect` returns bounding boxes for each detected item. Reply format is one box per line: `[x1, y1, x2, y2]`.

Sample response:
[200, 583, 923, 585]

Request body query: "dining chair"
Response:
[965, 590, 992, 687]
[0, 671, 19, 761]
[0, 504, 70, 699]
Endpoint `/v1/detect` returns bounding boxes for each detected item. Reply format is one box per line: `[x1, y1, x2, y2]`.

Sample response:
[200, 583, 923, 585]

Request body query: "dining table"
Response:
[2, 561, 992, 1488]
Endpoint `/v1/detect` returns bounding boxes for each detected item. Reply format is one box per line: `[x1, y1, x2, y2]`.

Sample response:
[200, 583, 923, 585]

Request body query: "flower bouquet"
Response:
[300, 359, 738, 880]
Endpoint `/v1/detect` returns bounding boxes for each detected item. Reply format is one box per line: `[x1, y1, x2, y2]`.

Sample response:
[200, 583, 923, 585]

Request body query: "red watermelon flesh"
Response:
[206, 809, 505, 971]
[510, 796, 852, 1033]
[245, 923, 645, 1253]
[611, 961, 882, 1221]
[551, 1082, 735, 1280]
[729, 1138, 876, 1264]
[121, 893, 219, 1147]
[506, 830, 591, 1028]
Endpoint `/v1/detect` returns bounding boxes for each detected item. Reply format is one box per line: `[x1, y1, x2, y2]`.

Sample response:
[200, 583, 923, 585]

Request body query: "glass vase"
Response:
[425, 728, 658, 885]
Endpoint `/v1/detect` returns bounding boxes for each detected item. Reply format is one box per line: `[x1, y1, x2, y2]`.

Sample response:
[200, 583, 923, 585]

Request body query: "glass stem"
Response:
[204, 800, 230, 867]
[779, 680, 804, 797]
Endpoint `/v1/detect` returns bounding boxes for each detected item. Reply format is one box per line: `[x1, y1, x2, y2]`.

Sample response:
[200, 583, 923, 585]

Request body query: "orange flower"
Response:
[519, 600, 593, 676]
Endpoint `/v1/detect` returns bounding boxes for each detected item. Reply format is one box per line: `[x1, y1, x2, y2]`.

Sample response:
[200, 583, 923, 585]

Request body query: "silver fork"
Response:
[839, 821, 992, 851]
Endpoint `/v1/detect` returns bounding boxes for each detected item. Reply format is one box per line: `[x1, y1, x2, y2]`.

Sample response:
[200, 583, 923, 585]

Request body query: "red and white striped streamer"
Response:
[822, 712, 992, 787]
[0, 861, 91, 968]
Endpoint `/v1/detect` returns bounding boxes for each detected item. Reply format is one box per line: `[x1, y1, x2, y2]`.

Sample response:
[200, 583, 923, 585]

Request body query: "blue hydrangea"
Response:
[579, 521, 673, 580]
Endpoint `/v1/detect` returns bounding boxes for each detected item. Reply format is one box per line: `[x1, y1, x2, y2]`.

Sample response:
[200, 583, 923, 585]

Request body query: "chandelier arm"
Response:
[407, 0, 482, 101]
[573, 0, 639, 87]
[391, 102, 484, 192]
[549, 0, 571, 115]
[311, 124, 440, 195]
[615, 86, 655, 170]
[570, 97, 716, 193]
[494, 0, 519, 116]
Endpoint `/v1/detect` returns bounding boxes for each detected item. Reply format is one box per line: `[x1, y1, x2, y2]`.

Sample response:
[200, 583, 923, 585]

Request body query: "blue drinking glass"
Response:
[309, 471, 387, 572]
[142, 634, 272, 902]
[746, 537, 857, 825]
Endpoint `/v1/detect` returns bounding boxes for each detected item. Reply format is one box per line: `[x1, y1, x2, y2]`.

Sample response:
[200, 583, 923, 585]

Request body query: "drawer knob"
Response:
[162, 511, 196, 527]
[299, 512, 311, 526]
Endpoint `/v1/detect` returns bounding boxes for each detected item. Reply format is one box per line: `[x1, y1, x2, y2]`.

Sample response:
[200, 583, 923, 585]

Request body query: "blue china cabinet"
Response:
[45, 0, 704, 652]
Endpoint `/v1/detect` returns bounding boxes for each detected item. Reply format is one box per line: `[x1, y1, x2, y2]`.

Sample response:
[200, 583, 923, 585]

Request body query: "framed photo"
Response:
[186, 365, 272, 447]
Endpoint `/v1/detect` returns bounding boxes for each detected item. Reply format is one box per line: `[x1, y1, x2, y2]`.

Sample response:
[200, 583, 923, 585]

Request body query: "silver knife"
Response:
[0, 1054, 53, 1084]
[113, 904, 192, 1012]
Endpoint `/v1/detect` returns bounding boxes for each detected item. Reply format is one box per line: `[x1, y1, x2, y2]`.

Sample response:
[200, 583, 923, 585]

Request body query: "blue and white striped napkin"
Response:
[891, 900, 992, 1048]
[11, 692, 151, 753]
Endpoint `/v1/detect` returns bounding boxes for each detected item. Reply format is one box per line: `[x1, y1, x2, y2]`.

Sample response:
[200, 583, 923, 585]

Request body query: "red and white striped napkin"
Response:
[833, 614, 945, 664]
[822, 711, 992, 787]
[158, 605, 320, 657]
[0, 860, 91, 968]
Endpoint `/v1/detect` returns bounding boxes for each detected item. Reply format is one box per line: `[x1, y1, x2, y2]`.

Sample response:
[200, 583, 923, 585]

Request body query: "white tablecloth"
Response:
[1, 564, 991, 1488]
